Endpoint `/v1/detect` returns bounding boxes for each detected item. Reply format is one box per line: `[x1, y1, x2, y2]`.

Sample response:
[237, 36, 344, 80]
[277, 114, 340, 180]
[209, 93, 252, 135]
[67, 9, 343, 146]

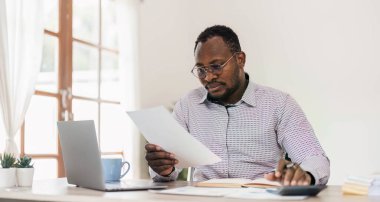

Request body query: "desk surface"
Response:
[0, 178, 378, 202]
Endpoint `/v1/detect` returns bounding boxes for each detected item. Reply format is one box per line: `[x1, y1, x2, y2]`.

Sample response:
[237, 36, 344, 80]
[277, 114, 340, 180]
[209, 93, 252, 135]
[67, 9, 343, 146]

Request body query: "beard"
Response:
[207, 69, 242, 103]
[208, 81, 241, 102]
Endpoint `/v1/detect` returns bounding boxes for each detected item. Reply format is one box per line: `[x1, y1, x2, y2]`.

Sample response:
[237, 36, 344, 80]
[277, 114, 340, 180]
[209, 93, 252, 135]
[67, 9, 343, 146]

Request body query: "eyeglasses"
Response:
[191, 53, 237, 79]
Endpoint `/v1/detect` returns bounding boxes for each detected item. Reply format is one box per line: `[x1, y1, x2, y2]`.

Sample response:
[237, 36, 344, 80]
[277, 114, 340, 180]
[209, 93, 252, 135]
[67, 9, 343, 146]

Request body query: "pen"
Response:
[266, 162, 296, 174]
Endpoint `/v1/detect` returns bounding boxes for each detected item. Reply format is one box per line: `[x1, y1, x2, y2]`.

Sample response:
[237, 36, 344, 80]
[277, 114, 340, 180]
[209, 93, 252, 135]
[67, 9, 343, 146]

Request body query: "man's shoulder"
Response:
[179, 87, 206, 103]
[173, 87, 205, 116]
[253, 82, 289, 99]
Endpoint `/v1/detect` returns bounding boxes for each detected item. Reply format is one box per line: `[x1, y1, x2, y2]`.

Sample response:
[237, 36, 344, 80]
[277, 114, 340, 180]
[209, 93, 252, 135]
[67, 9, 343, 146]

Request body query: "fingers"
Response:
[144, 143, 178, 176]
[275, 159, 288, 178]
[145, 150, 174, 161]
[150, 164, 176, 176]
[270, 159, 312, 186]
[282, 164, 311, 186]
[264, 171, 277, 181]
[285, 164, 302, 186]
[145, 143, 162, 152]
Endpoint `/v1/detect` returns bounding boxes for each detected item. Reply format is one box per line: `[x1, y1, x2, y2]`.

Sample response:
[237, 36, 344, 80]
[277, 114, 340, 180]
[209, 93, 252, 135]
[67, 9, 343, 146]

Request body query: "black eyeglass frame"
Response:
[191, 52, 239, 79]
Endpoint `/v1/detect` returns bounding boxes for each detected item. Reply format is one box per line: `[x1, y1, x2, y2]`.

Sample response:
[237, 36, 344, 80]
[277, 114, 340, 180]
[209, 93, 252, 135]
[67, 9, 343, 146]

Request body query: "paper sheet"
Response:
[153, 186, 244, 197]
[154, 186, 308, 200]
[127, 106, 221, 168]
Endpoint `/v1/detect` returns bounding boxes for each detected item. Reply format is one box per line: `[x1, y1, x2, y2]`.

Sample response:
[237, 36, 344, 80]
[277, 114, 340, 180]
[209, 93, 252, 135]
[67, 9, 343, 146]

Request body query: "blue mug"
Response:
[101, 158, 130, 182]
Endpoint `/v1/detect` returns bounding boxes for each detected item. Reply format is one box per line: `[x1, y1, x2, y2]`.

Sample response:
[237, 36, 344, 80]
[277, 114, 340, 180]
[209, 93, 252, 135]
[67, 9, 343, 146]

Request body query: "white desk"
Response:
[0, 178, 378, 202]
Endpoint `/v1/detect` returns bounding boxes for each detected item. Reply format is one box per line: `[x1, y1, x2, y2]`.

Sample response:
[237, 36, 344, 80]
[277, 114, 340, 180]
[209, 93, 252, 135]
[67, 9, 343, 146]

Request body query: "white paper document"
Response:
[154, 186, 307, 200]
[153, 186, 243, 197]
[127, 106, 221, 168]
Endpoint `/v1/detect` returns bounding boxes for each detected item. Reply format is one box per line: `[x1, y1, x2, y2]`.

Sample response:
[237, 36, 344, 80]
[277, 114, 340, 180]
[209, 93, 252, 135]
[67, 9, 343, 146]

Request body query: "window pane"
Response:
[100, 103, 128, 152]
[33, 159, 57, 180]
[36, 34, 59, 93]
[24, 96, 58, 154]
[101, 154, 123, 159]
[72, 99, 99, 135]
[73, 42, 99, 98]
[101, 51, 120, 101]
[73, 0, 99, 44]
[43, 0, 58, 32]
[101, 0, 118, 49]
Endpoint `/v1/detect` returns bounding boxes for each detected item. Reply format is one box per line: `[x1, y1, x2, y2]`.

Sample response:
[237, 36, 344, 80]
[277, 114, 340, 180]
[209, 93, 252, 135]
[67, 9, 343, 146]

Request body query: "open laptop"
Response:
[57, 120, 167, 191]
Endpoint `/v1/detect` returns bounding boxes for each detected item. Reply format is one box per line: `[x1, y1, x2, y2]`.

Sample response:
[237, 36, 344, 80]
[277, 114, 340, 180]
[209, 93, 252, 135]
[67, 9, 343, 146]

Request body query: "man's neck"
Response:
[209, 74, 249, 106]
[225, 76, 249, 104]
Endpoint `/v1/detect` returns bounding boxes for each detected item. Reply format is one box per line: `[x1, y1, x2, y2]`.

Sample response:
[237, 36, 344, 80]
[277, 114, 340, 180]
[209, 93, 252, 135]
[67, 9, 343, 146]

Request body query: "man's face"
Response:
[194, 36, 245, 103]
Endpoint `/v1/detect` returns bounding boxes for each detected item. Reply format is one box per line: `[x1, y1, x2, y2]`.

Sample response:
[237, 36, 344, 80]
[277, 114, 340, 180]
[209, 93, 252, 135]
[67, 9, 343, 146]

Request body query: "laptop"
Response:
[57, 120, 167, 191]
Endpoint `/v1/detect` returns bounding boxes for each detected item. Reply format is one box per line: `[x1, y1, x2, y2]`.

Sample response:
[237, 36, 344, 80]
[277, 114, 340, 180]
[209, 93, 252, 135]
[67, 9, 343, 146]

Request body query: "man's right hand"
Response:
[145, 143, 178, 176]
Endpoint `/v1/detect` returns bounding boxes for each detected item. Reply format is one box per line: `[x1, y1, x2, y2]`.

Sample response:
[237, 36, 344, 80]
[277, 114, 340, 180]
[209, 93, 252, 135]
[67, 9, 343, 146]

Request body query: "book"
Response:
[196, 178, 281, 188]
[342, 175, 380, 196]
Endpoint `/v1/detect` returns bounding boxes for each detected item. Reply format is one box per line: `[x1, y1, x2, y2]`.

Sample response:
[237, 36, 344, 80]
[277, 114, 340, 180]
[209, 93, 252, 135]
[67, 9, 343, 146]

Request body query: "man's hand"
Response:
[145, 144, 178, 176]
[264, 159, 312, 186]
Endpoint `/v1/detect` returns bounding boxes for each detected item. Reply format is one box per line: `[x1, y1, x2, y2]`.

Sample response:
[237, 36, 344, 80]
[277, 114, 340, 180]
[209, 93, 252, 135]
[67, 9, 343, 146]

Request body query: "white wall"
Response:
[138, 0, 380, 184]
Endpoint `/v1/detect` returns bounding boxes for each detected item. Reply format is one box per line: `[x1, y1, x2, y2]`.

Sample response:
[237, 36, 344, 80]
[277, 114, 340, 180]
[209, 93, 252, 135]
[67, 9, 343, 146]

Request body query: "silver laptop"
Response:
[57, 120, 167, 191]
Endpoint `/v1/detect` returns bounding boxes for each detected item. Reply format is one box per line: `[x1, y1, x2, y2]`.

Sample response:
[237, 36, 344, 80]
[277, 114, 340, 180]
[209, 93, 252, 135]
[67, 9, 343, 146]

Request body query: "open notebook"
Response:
[196, 178, 281, 188]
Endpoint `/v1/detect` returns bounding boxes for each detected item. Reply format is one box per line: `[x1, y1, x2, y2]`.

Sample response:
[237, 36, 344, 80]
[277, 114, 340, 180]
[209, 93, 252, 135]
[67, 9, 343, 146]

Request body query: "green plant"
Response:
[0, 153, 16, 168]
[15, 156, 33, 168]
[177, 168, 189, 181]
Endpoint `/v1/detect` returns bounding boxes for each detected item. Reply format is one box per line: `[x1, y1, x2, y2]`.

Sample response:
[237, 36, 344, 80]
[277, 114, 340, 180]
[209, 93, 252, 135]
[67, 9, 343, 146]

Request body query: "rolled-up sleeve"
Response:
[277, 95, 330, 185]
[149, 167, 182, 182]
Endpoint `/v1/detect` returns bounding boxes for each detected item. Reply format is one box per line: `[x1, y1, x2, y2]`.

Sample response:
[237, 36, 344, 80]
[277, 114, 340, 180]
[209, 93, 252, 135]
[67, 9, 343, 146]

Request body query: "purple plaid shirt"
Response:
[150, 76, 330, 185]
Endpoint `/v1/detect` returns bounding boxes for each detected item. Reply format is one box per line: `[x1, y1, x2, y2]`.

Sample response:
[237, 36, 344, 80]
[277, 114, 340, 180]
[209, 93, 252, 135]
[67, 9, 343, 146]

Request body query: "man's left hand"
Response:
[264, 159, 312, 186]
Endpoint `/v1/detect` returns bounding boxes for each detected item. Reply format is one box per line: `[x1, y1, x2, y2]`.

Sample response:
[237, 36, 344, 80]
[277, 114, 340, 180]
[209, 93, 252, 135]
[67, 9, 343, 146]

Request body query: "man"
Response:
[145, 25, 330, 186]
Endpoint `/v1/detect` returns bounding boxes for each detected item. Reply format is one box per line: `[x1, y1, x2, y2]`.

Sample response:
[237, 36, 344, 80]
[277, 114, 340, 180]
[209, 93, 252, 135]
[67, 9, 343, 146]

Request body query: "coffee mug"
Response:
[101, 158, 130, 182]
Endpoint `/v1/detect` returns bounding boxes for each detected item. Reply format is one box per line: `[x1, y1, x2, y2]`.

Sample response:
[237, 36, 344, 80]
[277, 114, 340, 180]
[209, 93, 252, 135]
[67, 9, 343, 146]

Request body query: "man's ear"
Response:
[237, 52, 246, 68]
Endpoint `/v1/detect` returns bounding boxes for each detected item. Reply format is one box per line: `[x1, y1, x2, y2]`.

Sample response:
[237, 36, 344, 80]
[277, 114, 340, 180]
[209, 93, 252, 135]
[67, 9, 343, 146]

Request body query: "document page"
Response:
[153, 186, 308, 200]
[127, 106, 221, 168]
[152, 186, 243, 197]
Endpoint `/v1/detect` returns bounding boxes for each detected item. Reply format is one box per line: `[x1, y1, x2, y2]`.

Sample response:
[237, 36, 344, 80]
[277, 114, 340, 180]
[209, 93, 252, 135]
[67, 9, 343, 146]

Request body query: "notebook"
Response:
[196, 178, 281, 188]
[57, 120, 167, 191]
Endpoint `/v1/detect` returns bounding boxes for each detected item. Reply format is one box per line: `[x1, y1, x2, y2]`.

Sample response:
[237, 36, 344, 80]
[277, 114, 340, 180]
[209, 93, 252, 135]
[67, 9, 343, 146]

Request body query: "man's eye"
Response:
[210, 64, 222, 70]
[197, 68, 206, 73]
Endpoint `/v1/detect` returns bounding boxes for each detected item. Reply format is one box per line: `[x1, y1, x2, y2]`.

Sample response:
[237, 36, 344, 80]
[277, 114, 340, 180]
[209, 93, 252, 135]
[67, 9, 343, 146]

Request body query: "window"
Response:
[17, 0, 129, 180]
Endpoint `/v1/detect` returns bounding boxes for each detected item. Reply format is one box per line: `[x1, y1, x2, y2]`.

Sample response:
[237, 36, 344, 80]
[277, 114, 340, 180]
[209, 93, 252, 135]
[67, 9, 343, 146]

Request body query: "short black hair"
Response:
[194, 25, 241, 54]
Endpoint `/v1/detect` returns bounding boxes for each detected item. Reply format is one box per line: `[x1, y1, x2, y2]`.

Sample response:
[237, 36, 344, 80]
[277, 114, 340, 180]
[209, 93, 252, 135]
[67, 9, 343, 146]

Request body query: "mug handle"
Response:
[120, 161, 130, 179]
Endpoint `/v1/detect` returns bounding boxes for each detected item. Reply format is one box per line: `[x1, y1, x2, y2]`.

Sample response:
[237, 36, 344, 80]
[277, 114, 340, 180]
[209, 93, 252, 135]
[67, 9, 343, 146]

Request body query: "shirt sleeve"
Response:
[276, 95, 330, 185]
[172, 98, 189, 131]
[149, 167, 182, 182]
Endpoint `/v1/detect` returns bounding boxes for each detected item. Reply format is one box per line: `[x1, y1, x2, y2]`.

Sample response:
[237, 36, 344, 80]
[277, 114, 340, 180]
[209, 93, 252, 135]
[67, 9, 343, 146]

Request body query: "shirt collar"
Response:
[240, 79, 256, 107]
[198, 73, 256, 107]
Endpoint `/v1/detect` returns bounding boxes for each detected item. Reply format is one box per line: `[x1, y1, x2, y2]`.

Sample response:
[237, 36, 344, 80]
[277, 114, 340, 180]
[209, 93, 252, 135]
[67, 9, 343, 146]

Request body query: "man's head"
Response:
[192, 25, 247, 104]
[194, 25, 241, 54]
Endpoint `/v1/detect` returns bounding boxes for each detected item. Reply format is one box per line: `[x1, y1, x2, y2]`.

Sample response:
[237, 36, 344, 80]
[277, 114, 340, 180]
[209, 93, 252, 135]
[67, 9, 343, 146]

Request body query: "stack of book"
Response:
[342, 175, 380, 195]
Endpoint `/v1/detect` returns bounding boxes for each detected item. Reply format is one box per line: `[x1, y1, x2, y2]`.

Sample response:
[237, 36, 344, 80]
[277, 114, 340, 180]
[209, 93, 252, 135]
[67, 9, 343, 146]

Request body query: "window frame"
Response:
[19, 0, 123, 178]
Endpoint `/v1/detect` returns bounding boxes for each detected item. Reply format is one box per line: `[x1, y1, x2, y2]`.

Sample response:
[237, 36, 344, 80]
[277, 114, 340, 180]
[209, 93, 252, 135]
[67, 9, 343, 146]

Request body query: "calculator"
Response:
[266, 185, 327, 196]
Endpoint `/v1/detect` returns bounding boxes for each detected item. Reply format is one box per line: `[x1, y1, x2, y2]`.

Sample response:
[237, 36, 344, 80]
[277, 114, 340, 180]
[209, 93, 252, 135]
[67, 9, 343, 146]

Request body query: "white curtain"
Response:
[116, 0, 141, 179]
[0, 0, 44, 155]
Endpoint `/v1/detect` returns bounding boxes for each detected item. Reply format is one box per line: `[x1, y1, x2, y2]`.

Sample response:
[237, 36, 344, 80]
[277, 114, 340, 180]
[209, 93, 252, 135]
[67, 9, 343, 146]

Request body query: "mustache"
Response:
[205, 81, 225, 89]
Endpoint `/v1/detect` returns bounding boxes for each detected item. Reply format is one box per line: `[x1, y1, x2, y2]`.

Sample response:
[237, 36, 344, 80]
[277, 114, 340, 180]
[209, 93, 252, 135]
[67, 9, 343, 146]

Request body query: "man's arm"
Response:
[145, 143, 180, 182]
[276, 95, 330, 185]
[147, 100, 188, 182]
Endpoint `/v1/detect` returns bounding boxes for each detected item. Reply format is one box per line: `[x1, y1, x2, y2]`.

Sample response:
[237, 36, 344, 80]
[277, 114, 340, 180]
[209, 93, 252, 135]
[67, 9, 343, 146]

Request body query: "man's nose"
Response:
[203, 71, 217, 82]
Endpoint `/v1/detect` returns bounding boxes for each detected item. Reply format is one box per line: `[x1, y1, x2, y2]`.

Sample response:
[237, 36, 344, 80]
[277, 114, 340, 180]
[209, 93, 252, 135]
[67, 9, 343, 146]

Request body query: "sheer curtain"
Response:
[0, 0, 44, 155]
[116, 0, 141, 179]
